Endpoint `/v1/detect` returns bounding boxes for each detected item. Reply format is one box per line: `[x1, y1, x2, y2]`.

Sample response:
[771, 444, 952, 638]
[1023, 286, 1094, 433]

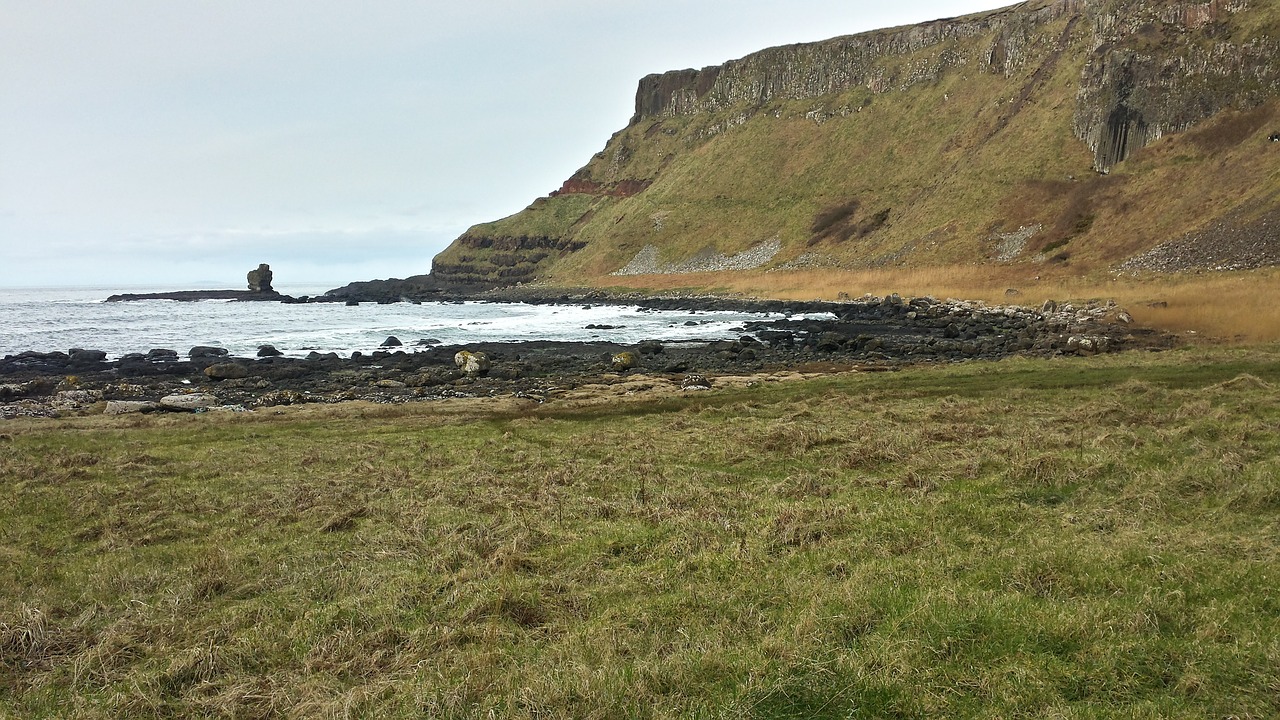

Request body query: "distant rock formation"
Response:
[106, 264, 294, 302]
[248, 264, 274, 293]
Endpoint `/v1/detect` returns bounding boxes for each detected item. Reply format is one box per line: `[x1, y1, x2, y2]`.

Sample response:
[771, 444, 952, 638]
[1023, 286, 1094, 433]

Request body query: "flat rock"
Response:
[159, 393, 219, 411]
[104, 400, 158, 415]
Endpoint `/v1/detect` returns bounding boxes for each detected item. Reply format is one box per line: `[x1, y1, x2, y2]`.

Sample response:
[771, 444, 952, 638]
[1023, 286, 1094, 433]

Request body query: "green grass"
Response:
[3, 346, 1280, 717]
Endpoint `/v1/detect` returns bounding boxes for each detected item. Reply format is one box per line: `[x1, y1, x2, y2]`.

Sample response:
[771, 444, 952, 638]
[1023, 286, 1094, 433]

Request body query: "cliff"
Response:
[425, 0, 1280, 289]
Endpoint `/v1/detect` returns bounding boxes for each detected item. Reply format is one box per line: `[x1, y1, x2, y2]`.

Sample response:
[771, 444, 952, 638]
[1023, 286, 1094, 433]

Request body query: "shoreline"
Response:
[1, 294, 1174, 419]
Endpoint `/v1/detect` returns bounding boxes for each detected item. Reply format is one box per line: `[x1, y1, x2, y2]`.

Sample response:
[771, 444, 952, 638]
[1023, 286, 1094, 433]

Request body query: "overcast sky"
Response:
[1, 1, 1009, 289]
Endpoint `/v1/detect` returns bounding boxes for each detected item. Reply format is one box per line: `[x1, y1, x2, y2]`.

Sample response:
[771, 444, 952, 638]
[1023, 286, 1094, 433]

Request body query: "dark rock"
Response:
[816, 332, 845, 352]
[147, 348, 179, 361]
[756, 330, 795, 347]
[189, 346, 229, 360]
[247, 263, 273, 292]
[257, 344, 283, 357]
[345, 299, 360, 306]
[68, 349, 108, 363]
[381, 336, 403, 347]
[636, 340, 664, 356]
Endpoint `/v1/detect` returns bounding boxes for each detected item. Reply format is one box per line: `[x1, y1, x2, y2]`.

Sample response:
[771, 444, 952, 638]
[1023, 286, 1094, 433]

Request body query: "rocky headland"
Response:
[411, 0, 1280, 291]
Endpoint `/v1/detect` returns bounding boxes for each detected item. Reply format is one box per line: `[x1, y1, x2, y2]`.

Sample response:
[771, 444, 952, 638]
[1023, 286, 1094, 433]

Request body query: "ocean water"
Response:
[0, 285, 817, 360]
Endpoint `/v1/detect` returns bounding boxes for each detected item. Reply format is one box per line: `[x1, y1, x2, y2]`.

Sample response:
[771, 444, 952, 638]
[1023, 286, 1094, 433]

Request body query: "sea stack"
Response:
[247, 263, 273, 293]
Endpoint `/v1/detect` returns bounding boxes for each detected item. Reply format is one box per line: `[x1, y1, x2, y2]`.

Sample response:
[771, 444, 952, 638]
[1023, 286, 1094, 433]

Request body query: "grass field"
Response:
[3, 346, 1279, 718]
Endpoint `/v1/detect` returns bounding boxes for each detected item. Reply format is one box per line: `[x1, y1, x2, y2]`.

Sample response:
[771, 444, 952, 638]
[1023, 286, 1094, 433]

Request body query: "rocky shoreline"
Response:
[1, 292, 1174, 420]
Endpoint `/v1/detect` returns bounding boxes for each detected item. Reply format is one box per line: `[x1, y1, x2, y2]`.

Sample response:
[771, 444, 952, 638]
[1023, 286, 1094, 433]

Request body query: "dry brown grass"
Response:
[597, 265, 1280, 343]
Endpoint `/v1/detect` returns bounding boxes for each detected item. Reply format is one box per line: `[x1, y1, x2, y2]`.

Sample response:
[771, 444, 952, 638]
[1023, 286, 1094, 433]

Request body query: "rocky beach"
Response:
[1, 291, 1172, 419]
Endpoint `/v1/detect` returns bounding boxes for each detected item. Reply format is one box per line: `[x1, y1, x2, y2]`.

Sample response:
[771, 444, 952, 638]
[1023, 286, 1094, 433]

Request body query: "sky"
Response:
[1, 1, 1010, 289]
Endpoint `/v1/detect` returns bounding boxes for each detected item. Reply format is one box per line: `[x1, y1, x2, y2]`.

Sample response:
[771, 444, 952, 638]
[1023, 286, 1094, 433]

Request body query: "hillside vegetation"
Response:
[426, 0, 1280, 314]
[3, 346, 1279, 717]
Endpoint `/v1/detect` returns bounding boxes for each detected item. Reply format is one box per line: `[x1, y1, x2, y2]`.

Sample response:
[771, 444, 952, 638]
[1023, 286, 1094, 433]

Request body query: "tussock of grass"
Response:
[2, 347, 1279, 717]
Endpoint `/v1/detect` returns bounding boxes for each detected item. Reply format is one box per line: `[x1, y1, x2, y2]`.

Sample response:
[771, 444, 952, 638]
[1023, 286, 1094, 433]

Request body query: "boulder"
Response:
[247, 263, 273, 292]
[189, 346, 229, 360]
[147, 348, 180, 361]
[680, 374, 713, 390]
[611, 351, 637, 371]
[204, 362, 249, 380]
[68, 348, 108, 363]
[381, 336, 403, 347]
[257, 344, 283, 357]
[453, 350, 491, 377]
[1066, 335, 1110, 356]
[159, 393, 219, 411]
[104, 400, 158, 415]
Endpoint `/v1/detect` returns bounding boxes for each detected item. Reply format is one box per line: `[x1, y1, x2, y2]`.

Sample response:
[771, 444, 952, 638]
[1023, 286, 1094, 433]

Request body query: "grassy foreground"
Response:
[2, 347, 1279, 718]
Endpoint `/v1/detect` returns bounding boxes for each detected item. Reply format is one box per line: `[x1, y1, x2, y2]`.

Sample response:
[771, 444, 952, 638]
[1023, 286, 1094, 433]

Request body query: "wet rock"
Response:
[257, 344, 283, 357]
[68, 349, 108, 363]
[756, 330, 795, 347]
[189, 346, 229, 360]
[381, 336, 403, 347]
[636, 340, 664, 356]
[147, 348, 180, 361]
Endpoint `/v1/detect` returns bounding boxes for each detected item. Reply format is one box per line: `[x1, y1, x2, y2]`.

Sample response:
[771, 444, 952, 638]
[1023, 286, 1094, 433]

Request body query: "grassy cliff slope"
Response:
[430, 0, 1280, 288]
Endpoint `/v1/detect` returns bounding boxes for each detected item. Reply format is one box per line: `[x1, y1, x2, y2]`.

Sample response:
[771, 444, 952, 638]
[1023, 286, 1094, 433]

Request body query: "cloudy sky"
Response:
[2, 1, 1008, 289]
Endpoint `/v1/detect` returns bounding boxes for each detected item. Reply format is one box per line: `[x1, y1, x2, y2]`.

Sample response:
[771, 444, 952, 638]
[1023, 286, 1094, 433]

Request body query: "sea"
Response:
[0, 284, 819, 361]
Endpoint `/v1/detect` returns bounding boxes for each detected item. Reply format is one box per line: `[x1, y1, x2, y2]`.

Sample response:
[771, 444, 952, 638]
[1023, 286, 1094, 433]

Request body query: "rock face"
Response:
[248, 264, 274, 293]
[408, 0, 1280, 291]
